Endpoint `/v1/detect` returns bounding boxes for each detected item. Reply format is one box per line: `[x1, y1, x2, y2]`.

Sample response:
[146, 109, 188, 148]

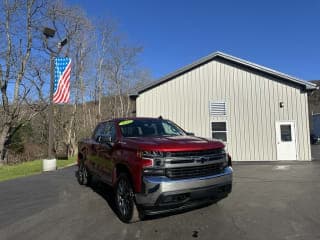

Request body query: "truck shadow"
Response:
[142, 201, 215, 221]
[88, 177, 120, 217]
[74, 170, 119, 217]
[75, 170, 217, 222]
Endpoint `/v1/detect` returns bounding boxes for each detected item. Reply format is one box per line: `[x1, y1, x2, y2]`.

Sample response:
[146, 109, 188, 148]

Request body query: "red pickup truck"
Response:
[77, 117, 232, 223]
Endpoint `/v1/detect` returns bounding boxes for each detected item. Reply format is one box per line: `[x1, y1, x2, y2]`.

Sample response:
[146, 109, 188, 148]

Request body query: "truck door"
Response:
[95, 122, 116, 184]
[87, 123, 105, 175]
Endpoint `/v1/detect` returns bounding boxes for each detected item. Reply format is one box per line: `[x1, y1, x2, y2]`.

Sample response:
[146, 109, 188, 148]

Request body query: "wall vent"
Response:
[210, 101, 227, 116]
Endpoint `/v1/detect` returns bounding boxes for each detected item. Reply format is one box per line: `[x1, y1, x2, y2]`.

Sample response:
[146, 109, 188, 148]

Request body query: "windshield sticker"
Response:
[119, 120, 134, 126]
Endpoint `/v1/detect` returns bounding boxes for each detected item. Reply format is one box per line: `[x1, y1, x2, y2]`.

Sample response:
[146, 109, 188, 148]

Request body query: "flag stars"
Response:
[54, 57, 71, 93]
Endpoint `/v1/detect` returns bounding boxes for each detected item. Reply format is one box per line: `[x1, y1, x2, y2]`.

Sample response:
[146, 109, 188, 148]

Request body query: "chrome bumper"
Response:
[135, 167, 233, 206]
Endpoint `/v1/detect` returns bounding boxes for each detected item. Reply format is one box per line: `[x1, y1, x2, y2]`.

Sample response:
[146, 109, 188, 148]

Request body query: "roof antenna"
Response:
[158, 115, 163, 119]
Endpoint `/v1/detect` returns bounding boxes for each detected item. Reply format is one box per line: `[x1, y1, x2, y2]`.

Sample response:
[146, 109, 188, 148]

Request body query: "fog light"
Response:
[143, 168, 165, 176]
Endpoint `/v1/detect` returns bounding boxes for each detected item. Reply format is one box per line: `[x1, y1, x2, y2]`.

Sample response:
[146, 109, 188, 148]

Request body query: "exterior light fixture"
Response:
[280, 102, 284, 108]
[43, 27, 56, 38]
[58, 38, 68, 48]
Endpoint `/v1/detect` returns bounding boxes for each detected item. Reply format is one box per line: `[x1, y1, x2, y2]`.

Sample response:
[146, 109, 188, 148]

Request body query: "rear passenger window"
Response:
[93, 122, 116, 142]
[93, 124, 105, 140]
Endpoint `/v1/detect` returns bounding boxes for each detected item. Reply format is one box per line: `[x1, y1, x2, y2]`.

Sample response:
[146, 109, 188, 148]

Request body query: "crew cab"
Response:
[77, 117, 232, 223]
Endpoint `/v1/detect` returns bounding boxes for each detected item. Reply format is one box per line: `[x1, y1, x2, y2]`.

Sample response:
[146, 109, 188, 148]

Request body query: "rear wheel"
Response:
[77, 162, 91, 186]
[115, 173, 141, 223]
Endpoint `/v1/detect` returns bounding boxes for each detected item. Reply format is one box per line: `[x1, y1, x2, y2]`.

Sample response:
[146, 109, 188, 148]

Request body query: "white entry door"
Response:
[276, 121, 297, 160]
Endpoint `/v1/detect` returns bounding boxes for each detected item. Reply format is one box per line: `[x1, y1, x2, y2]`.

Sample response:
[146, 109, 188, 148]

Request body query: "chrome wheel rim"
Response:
[79, 163, 87, 183]
[117, 178, 132, 218]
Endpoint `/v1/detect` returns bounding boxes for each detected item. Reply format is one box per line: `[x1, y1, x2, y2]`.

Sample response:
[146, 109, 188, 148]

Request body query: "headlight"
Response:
[220, 148, 226, 155]
[141, 150, 164, 158]
[138, 150, 165, 168]
[139, 150, 165, 176]
[220, 148, 228, 167]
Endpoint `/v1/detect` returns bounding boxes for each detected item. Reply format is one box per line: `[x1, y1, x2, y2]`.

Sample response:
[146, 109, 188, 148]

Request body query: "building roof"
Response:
[133, 51, 318, 96]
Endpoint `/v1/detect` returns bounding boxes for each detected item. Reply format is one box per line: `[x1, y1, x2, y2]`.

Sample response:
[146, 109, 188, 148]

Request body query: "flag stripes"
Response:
[53, 58, 71, 104]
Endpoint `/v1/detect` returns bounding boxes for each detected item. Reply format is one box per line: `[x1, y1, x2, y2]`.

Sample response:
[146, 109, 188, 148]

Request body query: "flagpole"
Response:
[42, 27, 68, 171]
[48, 51, 55, 159]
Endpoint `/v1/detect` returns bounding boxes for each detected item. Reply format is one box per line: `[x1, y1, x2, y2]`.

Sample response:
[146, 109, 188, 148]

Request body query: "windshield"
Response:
[119, 119, 186, 137]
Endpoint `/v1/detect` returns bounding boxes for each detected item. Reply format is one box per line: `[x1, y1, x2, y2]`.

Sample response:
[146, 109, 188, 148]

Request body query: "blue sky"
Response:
[68, 0, 320, 81]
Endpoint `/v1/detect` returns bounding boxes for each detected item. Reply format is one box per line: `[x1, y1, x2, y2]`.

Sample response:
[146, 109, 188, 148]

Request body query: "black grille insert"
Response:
[166, 163, 224, 179]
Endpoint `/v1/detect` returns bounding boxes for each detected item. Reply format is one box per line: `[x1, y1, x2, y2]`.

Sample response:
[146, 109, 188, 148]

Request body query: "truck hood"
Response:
[122, 135, 224, 152]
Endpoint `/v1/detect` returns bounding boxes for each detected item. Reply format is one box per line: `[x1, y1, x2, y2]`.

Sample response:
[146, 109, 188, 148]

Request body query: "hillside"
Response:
[309, 80, 320, 115]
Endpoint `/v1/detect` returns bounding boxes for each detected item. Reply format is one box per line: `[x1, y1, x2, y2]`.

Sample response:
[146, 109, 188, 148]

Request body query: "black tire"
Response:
[115, 173, 141, 223]
[77, 162, 91, 186]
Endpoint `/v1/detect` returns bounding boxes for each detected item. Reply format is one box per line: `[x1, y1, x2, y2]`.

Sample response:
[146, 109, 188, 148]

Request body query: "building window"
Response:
[211, 122, 227, 142]
[280, 125, 292, 142]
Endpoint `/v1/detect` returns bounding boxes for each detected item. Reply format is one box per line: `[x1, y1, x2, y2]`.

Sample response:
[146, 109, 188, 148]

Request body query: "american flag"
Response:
[53, 57, 71, 103]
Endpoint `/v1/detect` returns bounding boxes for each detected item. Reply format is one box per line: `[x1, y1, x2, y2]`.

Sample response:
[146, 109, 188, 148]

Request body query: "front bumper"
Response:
[135, 166, 233, 212]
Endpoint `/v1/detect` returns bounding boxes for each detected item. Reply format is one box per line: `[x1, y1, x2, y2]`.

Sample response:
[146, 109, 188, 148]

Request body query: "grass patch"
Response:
[0, 156, 77, 182]
[57, 156, 77, 168]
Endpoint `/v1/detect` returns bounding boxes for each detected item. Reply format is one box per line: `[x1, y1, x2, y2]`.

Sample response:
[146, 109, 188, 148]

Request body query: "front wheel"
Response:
[77, 162, 91, 186]
[115, 173, 141, 223]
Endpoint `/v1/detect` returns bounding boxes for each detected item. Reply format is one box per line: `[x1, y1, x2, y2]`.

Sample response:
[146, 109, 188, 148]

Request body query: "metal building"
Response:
[132, 52, 317, 161]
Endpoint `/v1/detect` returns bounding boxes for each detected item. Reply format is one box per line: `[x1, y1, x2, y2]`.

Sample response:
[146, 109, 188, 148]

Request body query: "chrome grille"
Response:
[166, 148, 224, 157]
[166, 153, 226, 165]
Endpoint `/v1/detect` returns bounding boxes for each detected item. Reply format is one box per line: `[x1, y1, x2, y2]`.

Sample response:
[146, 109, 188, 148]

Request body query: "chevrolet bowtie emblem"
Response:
[196, 157, 209, 164]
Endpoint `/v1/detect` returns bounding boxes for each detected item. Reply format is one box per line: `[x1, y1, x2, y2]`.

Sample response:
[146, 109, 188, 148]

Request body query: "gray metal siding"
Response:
[136, 60, 311, 161]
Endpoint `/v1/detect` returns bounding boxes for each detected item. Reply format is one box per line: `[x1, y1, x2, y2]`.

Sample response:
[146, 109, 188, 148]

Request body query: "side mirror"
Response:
[186, 132, 195, 136]
[97, 135, 112, 144]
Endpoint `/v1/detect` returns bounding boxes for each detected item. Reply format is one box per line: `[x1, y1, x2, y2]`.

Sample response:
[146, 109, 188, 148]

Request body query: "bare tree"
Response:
[104, 35, 143, 118]
[95, 23, 114, 121]
[0, 0, 46, 164]
[0, 0, 150, 163]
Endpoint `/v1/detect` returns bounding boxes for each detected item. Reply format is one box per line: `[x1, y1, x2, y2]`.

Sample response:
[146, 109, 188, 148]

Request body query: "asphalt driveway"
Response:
[0, 163, 320, 240]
